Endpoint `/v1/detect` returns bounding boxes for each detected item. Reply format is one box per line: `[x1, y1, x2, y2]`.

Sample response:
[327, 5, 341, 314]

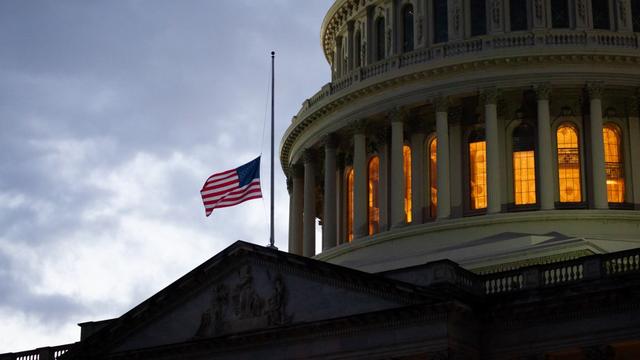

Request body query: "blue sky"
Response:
[0, 0, 333, 352]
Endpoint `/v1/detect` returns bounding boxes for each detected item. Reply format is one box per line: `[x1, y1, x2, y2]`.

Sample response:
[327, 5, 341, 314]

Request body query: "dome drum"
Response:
[281, 0, 640, 273]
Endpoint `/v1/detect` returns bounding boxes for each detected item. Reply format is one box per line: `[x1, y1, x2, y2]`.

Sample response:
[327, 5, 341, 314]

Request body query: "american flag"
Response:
[200, 157, 263, 216]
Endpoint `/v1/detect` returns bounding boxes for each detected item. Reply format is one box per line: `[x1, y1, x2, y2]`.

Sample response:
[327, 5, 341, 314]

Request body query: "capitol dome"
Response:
[281, 0, 640, 273]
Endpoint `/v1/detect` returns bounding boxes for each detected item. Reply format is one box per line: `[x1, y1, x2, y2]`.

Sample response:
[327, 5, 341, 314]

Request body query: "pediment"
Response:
[77, 241, 429, 356]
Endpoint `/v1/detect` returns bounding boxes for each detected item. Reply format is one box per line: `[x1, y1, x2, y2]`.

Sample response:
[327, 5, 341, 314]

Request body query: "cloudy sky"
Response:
[0, 0, 333, 352]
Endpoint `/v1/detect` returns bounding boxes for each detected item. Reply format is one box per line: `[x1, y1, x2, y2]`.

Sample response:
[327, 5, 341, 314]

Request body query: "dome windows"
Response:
[368, 156, 380, 235]
[429, 137, 438, 218]
[510, 0, 528, 31]
[375, 16, 386, 61]
[403, 145, 413, 223]
[433, 0, 448, 43]
[603, 123, 625, 203]
[468, 131, 487, 210]
[556, 124, 583, 203]
[402, 4, 415, 53]
[512, 123, 537, 205]
[592, 0, 612, 30]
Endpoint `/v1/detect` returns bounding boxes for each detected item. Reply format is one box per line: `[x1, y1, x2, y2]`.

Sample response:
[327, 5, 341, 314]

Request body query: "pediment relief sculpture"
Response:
[194, 265, 291, 338]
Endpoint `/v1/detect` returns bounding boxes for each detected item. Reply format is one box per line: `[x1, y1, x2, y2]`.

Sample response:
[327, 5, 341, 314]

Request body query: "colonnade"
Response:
[287, 84, 632, 256]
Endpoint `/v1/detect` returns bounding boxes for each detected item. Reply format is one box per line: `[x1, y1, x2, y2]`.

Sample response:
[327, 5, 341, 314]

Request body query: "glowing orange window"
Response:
[346, 168, 354, 242]
[429, 137, 437, 218]
[512, 123, 536, 205]
[603, 124, 625, 203]
[469, 141, 487, 209]
[557, 124, 582, 202]
[368, 156, 380, 235]
[403, 145, 412, 223]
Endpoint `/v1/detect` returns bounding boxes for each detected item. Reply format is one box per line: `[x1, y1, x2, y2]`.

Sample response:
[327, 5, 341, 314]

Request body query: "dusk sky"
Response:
[0, 0, 333, 352]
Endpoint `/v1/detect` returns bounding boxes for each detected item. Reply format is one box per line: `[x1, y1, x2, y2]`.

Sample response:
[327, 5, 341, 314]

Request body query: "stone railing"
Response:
[0, 344, 74, 360]
[298, 30, 639, 118]
[385, 248, 640, 297]
[482, 248, 640, 295]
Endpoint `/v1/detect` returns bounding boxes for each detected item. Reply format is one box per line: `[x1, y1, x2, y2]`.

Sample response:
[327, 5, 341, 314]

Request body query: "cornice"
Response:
[280, 52, 640, 172]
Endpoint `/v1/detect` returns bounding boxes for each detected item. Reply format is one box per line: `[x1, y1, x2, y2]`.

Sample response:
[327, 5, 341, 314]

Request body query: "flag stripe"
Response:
[200, 179, 240, 196]
[201, 177, 239, 192]
[205, 170, 236, 184]
[203, 183, 261, 206]
[201, 179, 259, 201]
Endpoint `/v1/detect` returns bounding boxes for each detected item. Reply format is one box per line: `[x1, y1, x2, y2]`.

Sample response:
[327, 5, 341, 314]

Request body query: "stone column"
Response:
[410, 128, 426, 224]
[390, 109, 406, 227]
[535, 84, 555, 210]
[289, 164, 304, 255]
[336, 154, 346, 244]
[483, 88, 502, 214]
[375, 129, 390, 231]
[588, 83, 608, 209]
[302, 150, 316, 257]
[449, 107, 463, 217]
[323, 135, 338, 250]
[435, 97, 451, 219]
[353, 124, 368, 238]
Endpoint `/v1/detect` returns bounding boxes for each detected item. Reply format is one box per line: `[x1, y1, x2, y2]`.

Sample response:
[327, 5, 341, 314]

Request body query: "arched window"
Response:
[470, 0, 487, 36]
[375, 17, 386, 61]
[592, 0, 611, 29]
[354, 30, 362, 68]
[633, 0, 640, 32]
[512, 123, 537, 205]
[346, 168, 354, 242]
[402, 4, 414, 52]
[469, 130, 487, 210]
[368, 156, 380, 235]
[433, 0, 448, 43]
[551, 0, 570, 28]
[603, 123, 625, 203]
[403, 145, 413, 222]
[429, 137, 438, 217]
[557, 124, 582, 202]
[510, 0, 528, 31]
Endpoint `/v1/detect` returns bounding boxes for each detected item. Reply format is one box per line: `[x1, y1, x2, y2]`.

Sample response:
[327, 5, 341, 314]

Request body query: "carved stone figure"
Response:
[232, 265, 265, 319]
[194, 283, 229, 338]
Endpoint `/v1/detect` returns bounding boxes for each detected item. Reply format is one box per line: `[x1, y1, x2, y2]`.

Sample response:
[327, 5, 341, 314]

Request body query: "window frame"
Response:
[551, 117, 588, 209]
[505, 119, 540, 210]
[602, 117, 632, 206]
[463, 126, 489, 215]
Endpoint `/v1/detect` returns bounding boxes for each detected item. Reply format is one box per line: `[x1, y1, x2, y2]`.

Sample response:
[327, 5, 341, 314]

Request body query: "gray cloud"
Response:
[0, 0, 333, 352]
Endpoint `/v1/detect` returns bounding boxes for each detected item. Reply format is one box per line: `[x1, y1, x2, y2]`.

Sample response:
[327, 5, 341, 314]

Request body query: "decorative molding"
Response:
[587, 82, 604, 100]
[480, 88, 499, 105]
[303, 148, 317, 164]
[534, 83, 551, 100]
[388, 107, 407, 123]
[618, 0, 628, 27]
[434, 96, 449, 113]
[280, 53, 640, 171]
[492, 0, 502, 27]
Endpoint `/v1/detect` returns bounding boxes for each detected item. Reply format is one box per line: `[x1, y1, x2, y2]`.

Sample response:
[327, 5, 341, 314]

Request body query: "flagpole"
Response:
[268, 51, 277, 250]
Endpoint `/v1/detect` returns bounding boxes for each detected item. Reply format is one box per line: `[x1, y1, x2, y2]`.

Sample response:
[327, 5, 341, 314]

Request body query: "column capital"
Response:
[286, 176, 293, 194]
[349, 119, 369, 134]
[289, 163, 304, 177]
[323, 133, 339, 149]
[480, 88, 499, 105]
[388, 107, 408, 123]
[448, 105, 463, 124]
[587, 82, 604, 100]
[408, 115, 427, 133]
[303, 149, 317, 164]
[373, 126, 390, 145]
[533, 83, 551, 100]
[434, 95, 450, 112]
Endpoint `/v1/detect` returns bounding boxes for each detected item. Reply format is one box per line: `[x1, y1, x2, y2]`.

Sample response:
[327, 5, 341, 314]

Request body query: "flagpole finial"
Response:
[271, 51, 275, 56]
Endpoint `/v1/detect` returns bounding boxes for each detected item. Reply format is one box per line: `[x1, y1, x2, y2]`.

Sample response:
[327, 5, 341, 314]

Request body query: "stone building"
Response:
[3, 0, 640, 359]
